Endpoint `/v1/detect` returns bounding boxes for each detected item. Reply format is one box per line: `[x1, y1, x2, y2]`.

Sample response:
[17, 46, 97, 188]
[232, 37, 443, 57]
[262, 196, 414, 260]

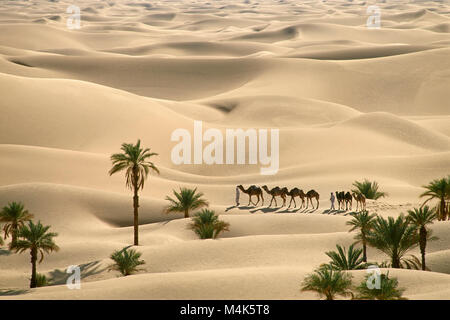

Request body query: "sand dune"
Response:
[0, 0, 449, 300]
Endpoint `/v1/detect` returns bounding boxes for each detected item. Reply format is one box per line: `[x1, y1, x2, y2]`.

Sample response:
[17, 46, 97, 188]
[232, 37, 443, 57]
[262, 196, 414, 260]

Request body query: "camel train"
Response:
[237, 185, 320, 210]
[335, 191, 366, 212]
[237, 186, 366, 212]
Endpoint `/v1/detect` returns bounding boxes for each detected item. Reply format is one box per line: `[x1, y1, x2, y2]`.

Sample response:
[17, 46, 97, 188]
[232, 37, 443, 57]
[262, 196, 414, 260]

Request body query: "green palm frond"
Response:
[355, 272, 406, 300]
[109, 139, 159, 191]
[10, 220, 59, 263]
[407, 206, 438, 227]
[325, 244, 366, 270]
[0, 202, 34, 244]
[189, 209, 230, 239]
[165, 187, 209, 218]
[109, 246, 146, 276]
[420, 176, 450, 220]
[35, 273, 50, 287]
[301, 265, 353, 300]
[366, 214, 418, 268]
[352, 179, 388, 200]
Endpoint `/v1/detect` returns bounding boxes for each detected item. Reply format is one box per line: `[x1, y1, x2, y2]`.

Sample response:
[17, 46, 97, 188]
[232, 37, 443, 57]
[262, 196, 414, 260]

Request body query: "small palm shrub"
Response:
[35, 273, 50, 287]
[352, 179, 388, 200]
[301, 265, 353, 300]
[324, 244, 366, 270]
[109, 247, 145, 276]
[189, 209, 230, 239]
[166, 187, 209, 218]
[354, 272, 406, 300]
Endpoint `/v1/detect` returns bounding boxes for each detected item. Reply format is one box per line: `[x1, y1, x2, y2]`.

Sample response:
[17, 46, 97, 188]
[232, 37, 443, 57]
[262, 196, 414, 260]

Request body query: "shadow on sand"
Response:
[0, 248, 11, 256]
[0, 289, 29, 296]
[47, 260, 107, 286]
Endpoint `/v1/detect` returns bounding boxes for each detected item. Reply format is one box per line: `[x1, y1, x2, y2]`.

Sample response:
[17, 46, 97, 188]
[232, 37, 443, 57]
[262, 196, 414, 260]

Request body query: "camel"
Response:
[262, 185, 288, 207]
[344, 191, 353, 210]
[352, 192, 366, 212]
[237, 185, 264, 206]
[335, 191, 345, 210]
[306, 189, 320, 209]
[287, 188, 306, 209]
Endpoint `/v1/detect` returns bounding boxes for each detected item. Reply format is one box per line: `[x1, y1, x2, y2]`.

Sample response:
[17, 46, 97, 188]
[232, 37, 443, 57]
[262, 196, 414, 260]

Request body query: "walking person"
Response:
[235, 186, 240, 206]
[330, 192, 335, 211]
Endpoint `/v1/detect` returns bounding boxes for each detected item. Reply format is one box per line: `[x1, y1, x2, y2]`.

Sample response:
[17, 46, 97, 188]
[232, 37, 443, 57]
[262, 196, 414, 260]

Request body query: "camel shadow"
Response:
[249, 206, 280, 214]
[275, 207, 293, 214]
[297, 207, 316, 213]
[225, 205, 238, 212]
[0, 289, 29, 296]
[238, 205, 256, 211]
[47, 260, 107, 286]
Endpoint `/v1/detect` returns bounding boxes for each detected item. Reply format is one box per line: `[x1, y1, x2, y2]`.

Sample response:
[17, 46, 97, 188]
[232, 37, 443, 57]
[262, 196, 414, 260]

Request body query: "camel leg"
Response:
[306, 197, 309, 209]
[248, 195, 252, 206]
[254, 194, 260, 206]
[282, 195, 286, 207]
[316, 197, 319, 210]
[260, 192, 264, 206]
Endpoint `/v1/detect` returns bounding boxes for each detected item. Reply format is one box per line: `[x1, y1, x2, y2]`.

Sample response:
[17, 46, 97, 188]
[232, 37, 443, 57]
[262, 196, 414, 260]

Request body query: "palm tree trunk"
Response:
[11, 222, 17, 247]
[184, 209, 189, 219]
[133, 187, 139, 246]
[420, 228, 427, 271]
[392, 255, 400, 268]
[362, 236, 367, 262]
[30, 248, 37, 288]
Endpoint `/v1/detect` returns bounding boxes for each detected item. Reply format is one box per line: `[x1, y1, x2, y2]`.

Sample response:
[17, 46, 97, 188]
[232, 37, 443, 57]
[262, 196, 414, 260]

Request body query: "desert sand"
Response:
[0, 0, 449, 299]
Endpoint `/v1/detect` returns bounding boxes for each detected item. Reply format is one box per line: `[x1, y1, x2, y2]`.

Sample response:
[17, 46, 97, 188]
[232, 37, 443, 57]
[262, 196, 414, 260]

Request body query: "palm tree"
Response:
[420, 176, 450, 221]
[407, 206, 438, 271]
[352, 179, 388, 200]
[109, 140, 159, 246]
[366, 215, 418, 269]
[0, 202, 34, 247]
[10, 221, 59, 288]
[325, 244, 366, 270]
[346, 210, 377, 262]
[109, 246, 145, 276]
[301, 265, 353, 300]
[355, 272, 406, 300]
[165, 187, 209, 219]
[189, 209, 230, 239]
